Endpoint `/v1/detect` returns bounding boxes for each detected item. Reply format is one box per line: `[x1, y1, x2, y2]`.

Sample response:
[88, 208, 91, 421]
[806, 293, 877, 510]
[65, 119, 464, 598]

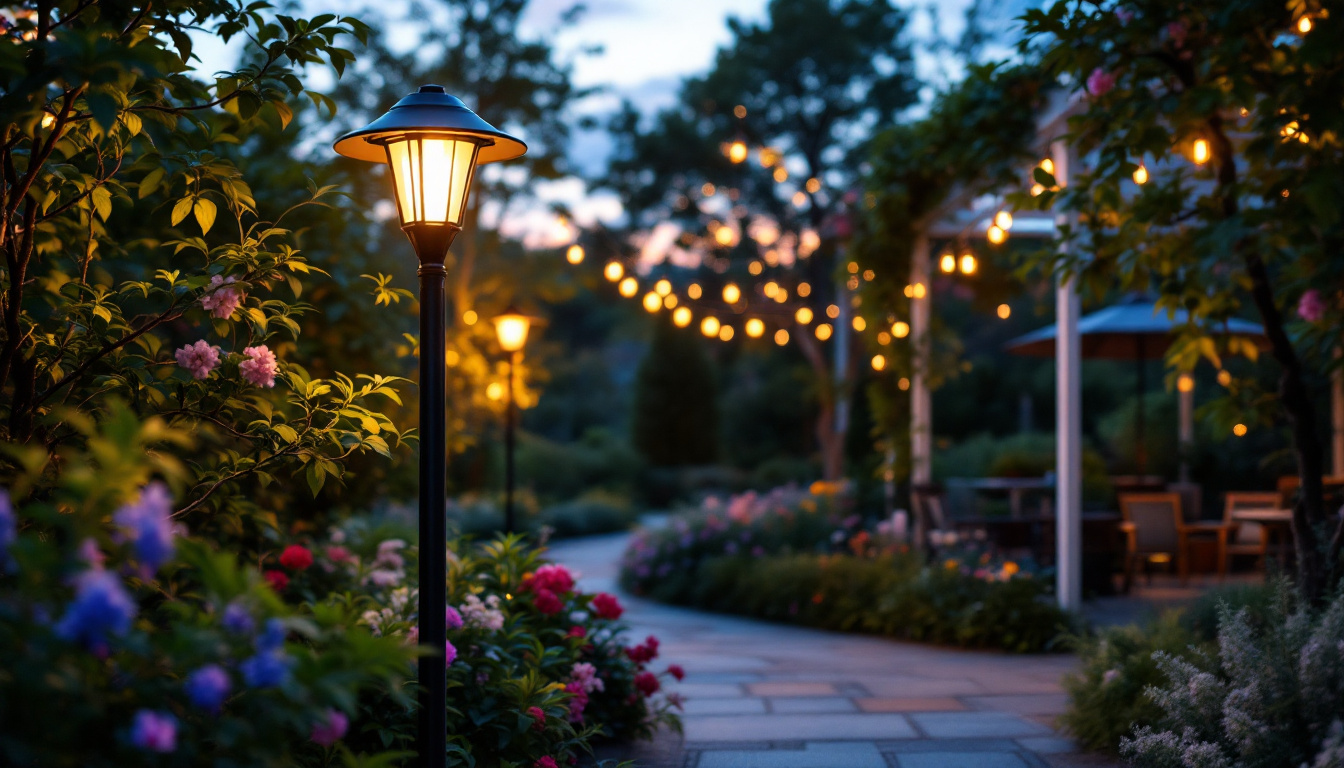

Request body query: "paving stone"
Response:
[857, 697, 967, 713]
[1017, 737, 1080, 755]
[862, 679, 986, 697]
[910, 713, 1053, 739]
[965, 695, 1069, 716]
[684, 713, 917, 742]
[745, 682, 838, 697]
[697, 741, 887, 768]
[881, 738, 1023, 753]
[675, 682, 746, 699]
[896, 751, 1031, 768]
[767, 697, 857, 714]
[682, 698, 768, 716]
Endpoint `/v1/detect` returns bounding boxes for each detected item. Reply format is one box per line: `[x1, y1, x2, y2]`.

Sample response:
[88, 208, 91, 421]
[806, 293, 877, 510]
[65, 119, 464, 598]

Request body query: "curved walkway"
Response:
[549, 532, 1121, 768]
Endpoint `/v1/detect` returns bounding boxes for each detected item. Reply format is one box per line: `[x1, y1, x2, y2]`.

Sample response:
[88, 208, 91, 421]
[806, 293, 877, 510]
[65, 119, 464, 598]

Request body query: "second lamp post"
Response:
[492, 307, 534, 534]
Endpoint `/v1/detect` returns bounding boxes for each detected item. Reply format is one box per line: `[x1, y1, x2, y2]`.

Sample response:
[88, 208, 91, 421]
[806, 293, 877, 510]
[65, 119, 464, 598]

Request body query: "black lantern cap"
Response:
[333, 85, 527, 165]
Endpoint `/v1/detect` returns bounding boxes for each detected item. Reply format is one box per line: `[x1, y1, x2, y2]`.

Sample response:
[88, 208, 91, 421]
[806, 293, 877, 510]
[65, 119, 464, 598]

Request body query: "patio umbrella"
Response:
[1005, 294, 1267, 472]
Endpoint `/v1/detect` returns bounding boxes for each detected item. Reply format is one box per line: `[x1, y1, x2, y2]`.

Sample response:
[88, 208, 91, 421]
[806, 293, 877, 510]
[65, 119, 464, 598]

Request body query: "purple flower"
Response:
[445, 605, 463, 630]
[130, 710, 177, 753]
[174, 340, 221, 380]
[257, 618, 286, 651]
[1298, 289, 1327, 322]
[184, 664, 231, 712]
[445, 639, 458, 665]
[0, 489, 16, 572]
[1086, 68, 1116, 96]
[239, 345, 278, 388]
[1166, 20, 1188, 48]
[240, 650, 292, 688]
[113, 482, 178, 575]
[222, 600, 254, 634]
[55, 570, 136, 650]
[310, 709, 349, 746]
[200, 275, 246, 319]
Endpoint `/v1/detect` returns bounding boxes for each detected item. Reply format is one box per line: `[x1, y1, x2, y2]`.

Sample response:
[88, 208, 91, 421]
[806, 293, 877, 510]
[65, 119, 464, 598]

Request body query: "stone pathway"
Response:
[549, 533, 1122, 768]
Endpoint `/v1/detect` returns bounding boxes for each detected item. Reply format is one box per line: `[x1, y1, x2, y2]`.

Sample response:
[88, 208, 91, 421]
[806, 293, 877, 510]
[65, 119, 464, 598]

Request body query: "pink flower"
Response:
[591, 592, 623, 620]
[564, 680, 589, 723]
[175, 340, 221, 380]
[445, 639, 457, 665]
[201, 275, 246, 319]
[571, 662, 605, 693]
[567, 625, 586, 639]
[535, 758, 559, 768]
[524, 564, 575, 594]
[263, 569, 289, 591]
[1298, 289, 1327, 322]
[1086, 68, 1116, 96]
[130, 710, 177, 753]
[533, 588, 563, 615]
[634, 671, 660, 697]
[239, 345, 278, 388]
[446, 606, 463, 630]
[667, 664, 685, 681]
[527, 706, 546, 731]
[326, 546, 353, 564]
[310, 709, 348, 746]
[666, 692, 685, 710]
[1166, 20, 1188, 48]
[279, 545, 313, 571]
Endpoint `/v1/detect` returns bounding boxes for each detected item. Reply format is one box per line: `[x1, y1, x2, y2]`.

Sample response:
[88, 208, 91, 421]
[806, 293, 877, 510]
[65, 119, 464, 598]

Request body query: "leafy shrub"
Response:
[444, 490, 637, 540]
[1124, 582, 1344, 768]
[516, 429, 645, 503]
[620, 489, 1075, 653]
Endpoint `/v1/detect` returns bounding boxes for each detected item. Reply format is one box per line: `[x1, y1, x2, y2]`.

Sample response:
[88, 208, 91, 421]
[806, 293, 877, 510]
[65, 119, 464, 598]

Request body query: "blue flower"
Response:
[54, 570, 136, 650]
[184, 664, 231, 712]
[240, 650, 292, 688]
[113, 483, 178, 575]
[221, 600, 254, 634]
[257, 617, 286, 652]
[0, 489, 15, 572]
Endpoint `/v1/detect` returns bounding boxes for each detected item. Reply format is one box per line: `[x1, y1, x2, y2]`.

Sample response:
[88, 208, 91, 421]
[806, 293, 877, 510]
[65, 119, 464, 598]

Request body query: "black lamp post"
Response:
[333, 85, 526, 768]
[492, 307, 534, 534]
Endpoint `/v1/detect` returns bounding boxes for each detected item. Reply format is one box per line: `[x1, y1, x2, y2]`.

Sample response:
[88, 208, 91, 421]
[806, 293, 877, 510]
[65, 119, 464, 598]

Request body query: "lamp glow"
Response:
[655, 278, 672, 296]
[701, 316, 721, 337]
[728, 141, 748, 163]
[493, 309, 533, 353]
[996, 304, 1011, 319]
[566, 244, 585, 264]
[826, 304, 840, 319]
[663, 294, 678, 309]
[1040, 158, 1054, 175]
[688, 283, 702, 299]
[642, 292, 661, 312]
[619, 277, 638, 297]
[987, 225, 1006, 245]
[1298, 15, 1312, 32]
[960, 254, 978, 274]
[1233, 423, 1248, 437]
[723, 283, 741, 304]
[604, 261, 624, 281]
[797, 282, 812, 297]
[774, 329, 789, 346]
[745, 318, 765, 338]
[994, 211, 1013, 230]
[764, 281, 779, 298]
[1177, 373, 1195, 393]
[852, 316, 866, 332]
[892, 321, 910, 338]
[815, 323, 833, 341]
[940, 254, 956, 273]
[1193, 139, 1210, 164]
[673, 306, 693, 327]
[1132, 163, 1148, 185]
[719, 325, 734, 341]
[872, 354, 886, 371]
[796, 307, 814, 324]
[1217, 370, 1233, 387]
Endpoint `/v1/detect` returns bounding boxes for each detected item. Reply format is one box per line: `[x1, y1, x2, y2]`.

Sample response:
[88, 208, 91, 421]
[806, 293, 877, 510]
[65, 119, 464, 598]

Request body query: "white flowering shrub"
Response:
[1124, 583, 1344, 768]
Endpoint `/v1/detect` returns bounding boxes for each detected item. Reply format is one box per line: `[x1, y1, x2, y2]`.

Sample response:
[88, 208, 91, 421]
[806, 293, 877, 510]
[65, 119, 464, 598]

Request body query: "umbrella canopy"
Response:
[1006, 294, 1267, 358]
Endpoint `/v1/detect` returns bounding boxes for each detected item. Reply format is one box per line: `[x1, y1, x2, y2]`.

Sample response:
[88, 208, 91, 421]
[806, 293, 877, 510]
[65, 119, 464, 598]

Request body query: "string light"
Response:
[723, 283, 741, 304]
[774, 329, 789, 346]
[847, 261, 859, 274]
[815, 323, 833, 341]
[796, 307, 814, 324]
[774, 288, 788, 303]
[862, 269, 875, 281]
[805, 177, 821, 194]
[759, 148, 779, 167]
[673, 306, 693, 327]
[714, 226, 734, 246]
[997, 304, 1011, 319]
[987, 225, 1006, 245]
[1031, 183, 1046, 196]
[663, 294, 678, 309]
[892, 321, 910, 338]
[745, 318, 765, 338]
[898, 377, 910, 391]
[826, 304, 840, 319]
[688, 283, 702, 299]
[797, 282, 812, 297]
[719, 325, 734, 341]
[764, 281, 779, 298]
[463, 310, 478, 325]
[566, 244, 585, 264]
[701, 182, 716, 197]
[1217, 370, 1233, 387]
[642, 292, 661, 313]
[487, 381, 504, 401]
[940, 254, 956, 273]
[773, 167, 788, 183]
[913, 283, 927, 299]
[1233, 423, 1248, 437]
[734, 104, 747, 118]
[1132, 163, 1148, 185]
[1040, 158, 1054, 175]
[604, 261, 624, 281]
[1298, 15, 1312, 33]
[701, 316, 721, 337]
[792, 191, 807, 207]
[852, 316, 866, 332]
[748, 260, 763, 275]
[655, 278, 672, 296]
[877, 331, 891, 345]
[619, 277, 638, 298]
[959, 254, 978, 274]
[1177, 373, 1195, 393]
[728, 141, 748, 163]
[994, 211, 1013, 230]
[871, 354, 886, 371]
[1192, 139, 1210, 164]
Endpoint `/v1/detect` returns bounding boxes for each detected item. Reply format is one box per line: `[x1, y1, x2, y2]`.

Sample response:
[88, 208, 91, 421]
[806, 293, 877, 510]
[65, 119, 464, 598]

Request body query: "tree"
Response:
[1019, 0, 1344, 600]
[604, 0, 919, 480]
[631, 317, 719, 467]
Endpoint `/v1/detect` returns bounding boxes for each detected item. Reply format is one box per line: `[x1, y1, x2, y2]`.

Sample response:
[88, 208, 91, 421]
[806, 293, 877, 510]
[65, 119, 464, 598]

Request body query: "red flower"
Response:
[533, 588, 563, 615]
[626, 636, 659, 664]
[535, 758, 558, 768]
[590, 592, 623, 620]
[667, 664, 685, 681]
[566, 625, 586, 639]
[279, 545, 313, 571]
[263, 569, 289, 591]
[527, 706, 546, 732]
[634, 671, 660, 697]
[326, 545, 353, 563]
[523, 564, 575, 595]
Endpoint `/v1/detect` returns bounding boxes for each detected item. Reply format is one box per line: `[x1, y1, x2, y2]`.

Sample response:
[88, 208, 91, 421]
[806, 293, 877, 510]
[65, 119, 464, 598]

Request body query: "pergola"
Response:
[902, 90, 1344, 609]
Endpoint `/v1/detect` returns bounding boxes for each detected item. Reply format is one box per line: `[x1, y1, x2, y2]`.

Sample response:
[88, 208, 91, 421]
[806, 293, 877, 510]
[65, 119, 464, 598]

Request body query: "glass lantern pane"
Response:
[448, 140, 478, 226]
[420, 139, 453, 223]
[387, 140, 417, 224]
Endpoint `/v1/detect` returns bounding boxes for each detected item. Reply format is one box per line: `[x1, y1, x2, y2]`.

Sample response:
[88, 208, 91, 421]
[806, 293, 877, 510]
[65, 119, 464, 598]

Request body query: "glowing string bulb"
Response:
[872, 355, 886, 371]
[655, 278, 672, 297]
[1233, 423, 1248, 437]
[673, 306, 693, 327]
[728, 141, 748, 164]
[815, 323, 833, 341]
[642, 292, 661, 313]
[1298, 15, 1312, 33]
[997, 304, 1011, 320]
[797, 282, 812, 297]
[774, 329, 789, 346]
[1217, 370, 1233, 387]
[566, 244, 585, 264]
[796, 307, 814, 324]
[714, 226, 734, 246]
[463, 310, 478, 326]
[745, 318, 765, 338]
[1177, 373, 1195, 393]
[994, 211, 1013, 230]
[719, 325, 734, 341]
[960, 254, 978, 274]
[1192, 139, 1210, 164]
[748, 260, 763, 275]
[723, 283, 741, 304]
[1132, 163, 1148, 185]
[487, 382, 504, 401]
[604, 261, 624, 281]
[852, 316, 866, 332]
[1039, 158, 1055, 175]
[688, 283, 703, 299]
[619, 277, 638, 298]
[764, 281, 779, 298]
[898, 377, 910, 391]
[892, 321, 910, 338]
[940, 254, 956, 273]
[826, 304, 840, 319]
[663, 294, 678, 309]
[701, 316, 721, 337]
[987, 225, 1006, 245]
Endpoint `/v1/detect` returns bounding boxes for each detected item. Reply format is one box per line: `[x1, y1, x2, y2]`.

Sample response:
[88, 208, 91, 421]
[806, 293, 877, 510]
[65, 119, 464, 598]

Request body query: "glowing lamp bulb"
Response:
[701, 316, 721, 337]
[1177, 373, 1195, 393]
[655, 278, 672, 296]
[745, 318, 765, 338]
[619, 277, 638, 297]
[871, 355, 886, 371]
[774, 329, 789, 345]
[1233, 423, 1248, 437]
[987, 225, 1006, 245]
[1298, 15, 1312, 33]
[1132, 163, 1148, 185]
[566, 244, 585, 264]
[892, 321, 910, 339]
[604, 261, 624, 281]
[960, 254, 978, 274]
[719, 325, 734, 341]
[996, 304, 1011, 320]
[673, 306, 693, 327]
[815, 323, 833, 341]
[723, 283, 741, 304]
[642, 292, 661, 313]
[688, 283, 702, 299]
[940, 254, 956, 273]
[795, 307, 814, 324]
[728, 141, 748, 164]
[1192, 139, 1210, 164]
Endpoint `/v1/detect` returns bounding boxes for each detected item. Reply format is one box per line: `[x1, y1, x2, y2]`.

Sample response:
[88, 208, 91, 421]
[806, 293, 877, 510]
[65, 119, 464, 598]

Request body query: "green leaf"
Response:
[273, 424, 299, 443]
[306, 460, 326, 496]
[1033, 167, 1057, 188]
[91, 186, 112, 221]
[139, 167, 167, 199]
[193, 198, 217, 234]
[171, 197, 194, 226]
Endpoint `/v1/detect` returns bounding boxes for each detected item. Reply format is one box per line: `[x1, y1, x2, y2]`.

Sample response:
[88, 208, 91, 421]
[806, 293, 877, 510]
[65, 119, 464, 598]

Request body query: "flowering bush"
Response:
[621, 489, 1074, 653]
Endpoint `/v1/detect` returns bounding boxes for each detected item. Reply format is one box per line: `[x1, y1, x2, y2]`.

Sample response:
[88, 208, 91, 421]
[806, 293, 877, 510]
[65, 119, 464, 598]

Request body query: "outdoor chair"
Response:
[911, 484, 952, 554]
[1222, 491, 1282, 573]
[1119, 492, 1232, 590]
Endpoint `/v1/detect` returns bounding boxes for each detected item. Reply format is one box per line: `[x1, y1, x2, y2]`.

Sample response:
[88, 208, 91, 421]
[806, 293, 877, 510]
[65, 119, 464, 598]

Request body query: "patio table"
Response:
[1230, 507, 1294, 567]
[944, 476, 1054, 518]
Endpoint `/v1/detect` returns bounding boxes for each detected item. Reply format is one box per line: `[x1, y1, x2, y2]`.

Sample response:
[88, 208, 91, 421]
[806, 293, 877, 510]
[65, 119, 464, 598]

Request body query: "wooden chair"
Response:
[1222, 491, 1282, 572]
[1119, 492, 1232, 590]
[911, 484, 951, 552]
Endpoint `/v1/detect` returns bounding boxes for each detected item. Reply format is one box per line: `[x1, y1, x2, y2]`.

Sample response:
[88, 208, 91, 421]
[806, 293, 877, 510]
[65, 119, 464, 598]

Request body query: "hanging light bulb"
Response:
[997, 304, 1011, 319]
[815, 323, 833, 341]
[604, 261, 624, 281]
[960, 254, 978, 274]
[745, 318, 765, 338]
[673, 306, 693, 327]
[642, 292, 661, 313]
[774, 329, 789, 346]
[871, 355, 886, 371]
[1132, 162, 1149, 185]
[718, 325, 734, 341]
[1039, 158, 1054, 175]
[1298, 15, 1312, 33]
[723, 283, 741, 304]
[852, 316, 866, 332]
[663, 293, 678, 309]
[987, 225, 1006, 245]
[728, 140, 748, 164]
[619, 276, 638, 298]
[940, 253, 956, 273]
[1192, 139, 1210, 164]
[688, 283, 702, 299]
[701, 316, 721, 337]
[566, 244, 585, 264]
[655, 278, 672, 297]
[795, 306, 814, 324]
[892, 321, 910, 338]
[994, 211, 1013, 230]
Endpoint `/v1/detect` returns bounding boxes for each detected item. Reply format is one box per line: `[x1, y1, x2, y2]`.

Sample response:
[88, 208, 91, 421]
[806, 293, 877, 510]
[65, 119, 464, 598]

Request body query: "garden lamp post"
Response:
[333, 85, 526, 768]
[492, 307, 534, 535]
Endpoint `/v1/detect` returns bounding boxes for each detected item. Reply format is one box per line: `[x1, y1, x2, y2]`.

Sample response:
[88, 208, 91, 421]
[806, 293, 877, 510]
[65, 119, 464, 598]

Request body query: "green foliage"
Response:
[934, 432, 1113, 506]
[632, 318, 719, 467]
[516, 428, 645, 503]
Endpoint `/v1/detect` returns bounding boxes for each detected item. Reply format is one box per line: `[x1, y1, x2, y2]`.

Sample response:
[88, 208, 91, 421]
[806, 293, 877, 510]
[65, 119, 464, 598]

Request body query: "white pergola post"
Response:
[911, 235, 932, 488]
[1052, 139, 1083, 611]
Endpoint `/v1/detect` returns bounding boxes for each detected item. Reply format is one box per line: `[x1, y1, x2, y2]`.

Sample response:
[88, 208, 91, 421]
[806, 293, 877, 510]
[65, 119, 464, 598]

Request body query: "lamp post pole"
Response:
[504, 350, 518, 534]
[333, 84, 527, 768]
